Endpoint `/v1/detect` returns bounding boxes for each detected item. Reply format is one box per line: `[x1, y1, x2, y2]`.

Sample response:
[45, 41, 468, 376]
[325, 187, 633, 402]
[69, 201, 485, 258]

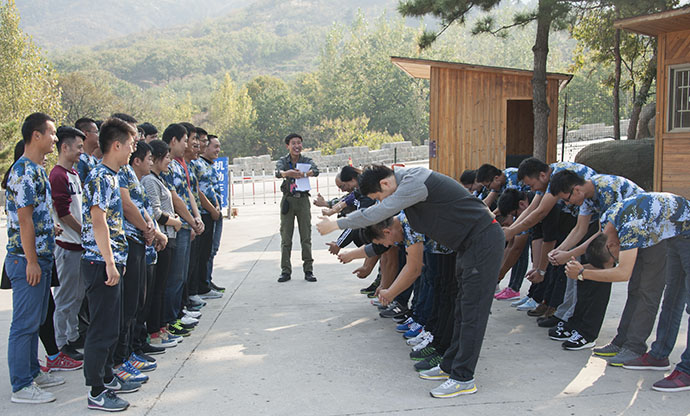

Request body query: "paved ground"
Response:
[0, 202, 688, 415]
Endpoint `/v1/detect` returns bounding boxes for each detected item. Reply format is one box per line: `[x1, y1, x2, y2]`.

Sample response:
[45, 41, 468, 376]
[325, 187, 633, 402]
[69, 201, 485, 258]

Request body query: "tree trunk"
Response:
[531, 0, 552, 161]
[613, 27, 621, 140]
[627, 49, 657, 140]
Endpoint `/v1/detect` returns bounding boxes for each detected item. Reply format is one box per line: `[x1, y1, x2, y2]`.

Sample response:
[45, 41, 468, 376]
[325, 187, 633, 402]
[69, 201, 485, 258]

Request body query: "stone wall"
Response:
[229, 141, 429, 174]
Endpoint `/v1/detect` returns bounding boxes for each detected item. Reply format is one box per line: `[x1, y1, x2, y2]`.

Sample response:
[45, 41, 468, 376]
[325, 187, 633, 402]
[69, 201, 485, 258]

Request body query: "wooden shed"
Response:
[391, 56, 571, 180]
[615, 7, 690, 198]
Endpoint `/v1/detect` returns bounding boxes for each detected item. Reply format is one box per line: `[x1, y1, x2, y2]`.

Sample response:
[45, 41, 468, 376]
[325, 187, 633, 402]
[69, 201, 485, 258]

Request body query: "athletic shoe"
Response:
[140, 343, 165, 356]
[134, 351, 156, 363]
[304, 272, 317, 282]
[186, 303, 203, 312]
[104, 376, 141, 393]
[562, 330, 595, 350]
[360, 282, 378, 294]
[414, 354, 443, 371]
[370, 299, 382, 307]
[622, 353, 672, 371]
[114, 362, 149, 384]
[395, 317, 415, 332]
[527, 303, 549, 317]
[407, 330, 431, 347]
[419, 365, 450, 380]
[392, 311, 413, 323]
[183, 308, 202, 319]
[45, 351, 83, 371]
[188, 295, 206, 307]
[87, 389, 129, 411]
[537, 315, 562, 328]
[11, 383, 56, 404]
[210, 281, 225, 292]
[404, 322, 424, 339]
[366, 292, 377, 299]
[549, 322, 571, 341]
[516, 298, 538, 311]
[495, 287, 520, 301]
[379, 302, 404, 318]
[129, 353, 157, 372]
[411, 332, 434, 351]
[34, 371, 65, 388]
[410, 346, 437, 361]
[199, 289, 223, 299]
[167, 324, 190, 337]
[593, 342, 621, 357]
[430, 378, 477, 398]
[150, 331, 178, 348]
[511, 296, 531, 307]
[652, 370, 690, 392]
[162, 328, 183, 343]
[60, 343, 84, 361]
[180, 315, 199, 326]
[607, 348, 641, 367]
[173, 319, 195, 331]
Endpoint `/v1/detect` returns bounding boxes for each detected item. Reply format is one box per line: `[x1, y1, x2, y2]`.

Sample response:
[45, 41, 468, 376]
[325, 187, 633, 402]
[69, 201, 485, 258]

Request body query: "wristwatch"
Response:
[537, 269, 546, 276]
[577, 267, 585, 281]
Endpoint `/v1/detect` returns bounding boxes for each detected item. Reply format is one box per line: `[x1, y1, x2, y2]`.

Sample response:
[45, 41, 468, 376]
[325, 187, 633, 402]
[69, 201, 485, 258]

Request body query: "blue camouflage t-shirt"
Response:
[396, 211, 424, 249]
[5, 156, 55, 258]
[196, 157, 218, 214]
[542, 162, 597, 195]
[77, 153, 97, 186]
[82, 163, 128, 265]
[579, 174, 643, 217]
[602, 192, 690, 250]
[118, 164, 148, 244]
[161, 159, 191, 229]
[503, 167, 530, 193]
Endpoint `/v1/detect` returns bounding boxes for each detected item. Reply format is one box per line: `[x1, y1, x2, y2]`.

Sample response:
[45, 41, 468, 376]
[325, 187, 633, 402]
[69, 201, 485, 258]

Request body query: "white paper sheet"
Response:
[295, 163, 311, 191]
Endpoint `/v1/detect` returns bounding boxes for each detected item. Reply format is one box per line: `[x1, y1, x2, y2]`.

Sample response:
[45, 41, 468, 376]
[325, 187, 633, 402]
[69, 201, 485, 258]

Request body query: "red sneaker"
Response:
[622, 352, 671, 371]
[652, 370, 690, 392]
[45, 352, 83, 371]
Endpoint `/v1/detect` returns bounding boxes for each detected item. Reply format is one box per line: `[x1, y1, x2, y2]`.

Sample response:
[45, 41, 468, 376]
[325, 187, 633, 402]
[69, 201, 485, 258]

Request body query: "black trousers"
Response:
[133, 263, 156, 352]
[545, 265, 567, 308]
[430, 253, 457, 355]
[39, 292, 59, 356]
[566, 280, 612, 341]
[186, 236, 201, 298]
[82, 260, 123, 387]
[195, 213, 215, 295]
[147, 240, 175, 334]
[113, 239, 145, 365]
[441, 222, 504, 381]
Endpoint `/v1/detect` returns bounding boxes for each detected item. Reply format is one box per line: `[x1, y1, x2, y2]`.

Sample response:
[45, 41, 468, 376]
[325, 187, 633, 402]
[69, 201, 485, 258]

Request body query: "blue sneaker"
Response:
[404, 322, 424, 339]
[129, 353, 157, 372]
[114, 361, 149, 384]
[516, 298, 538, 311]
[396, 317, 414, 333]
[88, 389, 129, 411]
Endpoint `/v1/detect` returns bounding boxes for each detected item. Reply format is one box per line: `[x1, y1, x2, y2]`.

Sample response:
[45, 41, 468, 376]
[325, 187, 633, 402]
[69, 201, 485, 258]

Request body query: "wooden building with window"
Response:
[616, 7, 690, 198]
[391, 56, 571, 180]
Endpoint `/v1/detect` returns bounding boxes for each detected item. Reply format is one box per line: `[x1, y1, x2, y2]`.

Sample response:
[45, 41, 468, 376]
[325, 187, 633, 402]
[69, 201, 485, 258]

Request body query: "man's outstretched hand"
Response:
[316, 216, 338, 235]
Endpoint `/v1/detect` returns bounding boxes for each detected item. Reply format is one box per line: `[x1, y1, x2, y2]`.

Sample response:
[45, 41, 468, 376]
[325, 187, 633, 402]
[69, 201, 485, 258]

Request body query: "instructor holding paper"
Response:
[275, 133, 319, 282]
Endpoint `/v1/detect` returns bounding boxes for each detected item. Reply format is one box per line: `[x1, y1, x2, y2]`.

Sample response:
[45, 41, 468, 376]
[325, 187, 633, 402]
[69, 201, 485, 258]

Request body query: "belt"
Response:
[287, 192, 310, 198]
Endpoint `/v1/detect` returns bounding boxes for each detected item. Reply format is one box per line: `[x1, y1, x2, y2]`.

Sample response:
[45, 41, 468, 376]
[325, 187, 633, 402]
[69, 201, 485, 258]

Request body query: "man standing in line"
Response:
[275, 133, 319, 283]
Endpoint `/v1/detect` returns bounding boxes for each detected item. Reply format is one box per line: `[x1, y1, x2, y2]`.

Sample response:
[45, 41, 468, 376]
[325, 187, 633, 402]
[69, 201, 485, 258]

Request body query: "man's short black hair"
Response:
[56, 126, 85, 153]
[75, 117, 97, 133]
[549, 170, 586, 196]
[364, 217, 394, 242]
[476, 164, 502, 184]
[517, 157, 549, 181]
[179, 122, 196, 137]
[340, 166, 361, 183]
[498, 188, 526, 217]
[162, 123, 187, 144]
[208, 134, 218, 140]
[284, 133, 302, 145]
[358, 165, 394, 196]
[459, 169, 477, 186]
[2, 140, 26, 189]
[21, 112, 54, 143]
[149, 139, 170, 161]
[139, 122, 158, 136]
[111, 113, 138, 124]
[99, 117, 137, 154]
[195, 127, 208, 137]
[130, 141, 152, 165]
[586, 234, 612, 269]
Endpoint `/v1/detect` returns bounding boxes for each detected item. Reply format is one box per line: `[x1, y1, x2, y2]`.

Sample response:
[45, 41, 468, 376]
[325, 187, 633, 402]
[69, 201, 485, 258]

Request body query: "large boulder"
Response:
[637, 102, 656, 139]
[574, 139, 655, 190]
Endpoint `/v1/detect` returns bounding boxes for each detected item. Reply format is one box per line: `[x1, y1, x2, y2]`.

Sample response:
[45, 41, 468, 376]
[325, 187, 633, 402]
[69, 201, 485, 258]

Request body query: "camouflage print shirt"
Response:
[503, 167, 530, 193]
[579, 174, 643, 217]
[82, 163, 128, 265]
[541, 162, 597, 196]
[196, 157, 219, 214]
[602, 192, 690, 250]
[77, 153, 98, 186]
[396, 211, 425, 249]
[161, 158, 192, 229]
[5, 156, 55, 258]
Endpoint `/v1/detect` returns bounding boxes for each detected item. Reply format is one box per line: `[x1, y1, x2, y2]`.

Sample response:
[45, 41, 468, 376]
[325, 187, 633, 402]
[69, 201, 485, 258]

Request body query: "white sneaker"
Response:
[180, 315, 199, 325]
[516, 298, 538, 311]
[188, 295, 204, 304]
[511, 296, 530, 307]
[11, 383, 56, 404]
[33, 371, 65, 388]
[411, 332, 434, 351]
[407, 330, 428, 346]
[183, 309, 202, 319]
[199, 289, 223, 299]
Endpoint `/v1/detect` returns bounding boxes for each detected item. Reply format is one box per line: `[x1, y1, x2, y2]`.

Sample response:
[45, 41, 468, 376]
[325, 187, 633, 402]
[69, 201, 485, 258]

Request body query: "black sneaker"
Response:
[366, 292, 377, 299]
[61, 344, 84, 361]
[380, 303, 408, 319]
[414, 354, 443, 371]
[410, 346, 437, 361]
[392, 311, 413, 323]
[278, 273, 291, 283]
[360, 282, 378, 295]
[133, 351, 157, 363]
[210, 281, 225, 292]
[538, 315, 562, 328]
[168, 325, 190, 337]
[140, 343, 165, 356]
[562, 330, 596, 350]
[548, 322, 571, 341]
[304, 272, 317, 282]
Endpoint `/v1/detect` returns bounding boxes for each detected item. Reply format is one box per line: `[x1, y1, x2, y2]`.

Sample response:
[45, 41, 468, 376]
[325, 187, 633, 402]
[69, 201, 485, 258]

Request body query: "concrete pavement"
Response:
[0, 202, 688, 415]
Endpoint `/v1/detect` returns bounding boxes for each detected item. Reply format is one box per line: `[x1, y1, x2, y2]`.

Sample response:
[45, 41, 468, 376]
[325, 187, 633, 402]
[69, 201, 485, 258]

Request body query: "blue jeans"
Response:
[6, 254, 52, 392]
[649, 235, 690, 374]
[164, 227, 191, 324]
[413, 251, 436, 326]
[206, 217, 223, 284]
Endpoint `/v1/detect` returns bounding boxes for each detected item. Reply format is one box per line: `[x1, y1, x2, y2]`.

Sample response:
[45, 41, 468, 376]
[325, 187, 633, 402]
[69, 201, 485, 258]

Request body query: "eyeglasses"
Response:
[606, 244, 619, 265]
[563, 188, 574, 203]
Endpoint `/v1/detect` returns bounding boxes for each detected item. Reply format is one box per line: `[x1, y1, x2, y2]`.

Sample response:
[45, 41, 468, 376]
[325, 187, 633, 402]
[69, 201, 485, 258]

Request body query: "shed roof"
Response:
[391, 56, 572, 85]
[614, 6, 690, 36]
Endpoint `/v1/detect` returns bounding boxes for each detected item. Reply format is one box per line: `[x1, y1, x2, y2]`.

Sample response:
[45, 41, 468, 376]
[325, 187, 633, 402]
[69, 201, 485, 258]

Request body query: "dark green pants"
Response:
[280, 194, 313, 275]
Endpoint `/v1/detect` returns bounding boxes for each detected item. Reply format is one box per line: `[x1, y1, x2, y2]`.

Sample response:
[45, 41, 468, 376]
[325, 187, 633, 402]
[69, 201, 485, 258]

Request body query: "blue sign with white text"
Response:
[214, 157, 229, 208]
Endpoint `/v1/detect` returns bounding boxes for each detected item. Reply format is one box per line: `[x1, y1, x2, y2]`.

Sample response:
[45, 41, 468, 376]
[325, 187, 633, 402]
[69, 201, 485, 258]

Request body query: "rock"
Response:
[574, 139, 654, 190]
[637, 102, 656, 139]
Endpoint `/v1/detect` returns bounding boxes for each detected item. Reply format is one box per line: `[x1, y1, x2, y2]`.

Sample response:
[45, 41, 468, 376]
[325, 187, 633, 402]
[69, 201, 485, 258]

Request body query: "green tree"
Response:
[59, 70, 125, 123]
[305, 116, 403, 155]
[208, 72, 258, 159]
[0, 0, 62, 168]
